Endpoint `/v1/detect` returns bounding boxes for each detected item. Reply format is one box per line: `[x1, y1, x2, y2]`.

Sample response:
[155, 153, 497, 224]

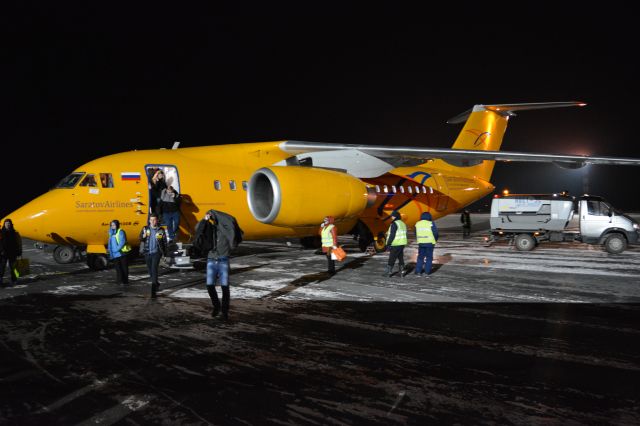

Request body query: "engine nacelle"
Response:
[247, 166, 376, 226]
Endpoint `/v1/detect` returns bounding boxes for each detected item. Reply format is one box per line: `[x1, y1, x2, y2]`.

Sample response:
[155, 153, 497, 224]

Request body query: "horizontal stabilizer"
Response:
[446, 101, 586, 124]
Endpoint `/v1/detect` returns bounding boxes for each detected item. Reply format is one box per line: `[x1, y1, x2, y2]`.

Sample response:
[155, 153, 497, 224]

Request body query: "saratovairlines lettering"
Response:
[76, 201, 134, 209]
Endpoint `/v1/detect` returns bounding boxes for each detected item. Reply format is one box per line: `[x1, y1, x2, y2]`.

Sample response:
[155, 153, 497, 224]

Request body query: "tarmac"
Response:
[1, 214, 639, 424]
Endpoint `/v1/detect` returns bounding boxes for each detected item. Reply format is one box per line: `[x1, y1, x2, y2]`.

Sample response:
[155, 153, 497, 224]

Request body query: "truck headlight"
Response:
[634, 223, 640, 230]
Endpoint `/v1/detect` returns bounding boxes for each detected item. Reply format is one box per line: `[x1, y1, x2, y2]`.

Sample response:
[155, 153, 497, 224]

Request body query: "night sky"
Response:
[5, 3, 640, 217]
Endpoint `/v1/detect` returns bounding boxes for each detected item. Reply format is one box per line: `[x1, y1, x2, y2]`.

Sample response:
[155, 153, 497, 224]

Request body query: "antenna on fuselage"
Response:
[172, 141, 181, 150]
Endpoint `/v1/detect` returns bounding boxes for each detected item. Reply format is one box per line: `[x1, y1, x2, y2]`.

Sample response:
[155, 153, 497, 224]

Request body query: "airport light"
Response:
[502, 189, 510, 196]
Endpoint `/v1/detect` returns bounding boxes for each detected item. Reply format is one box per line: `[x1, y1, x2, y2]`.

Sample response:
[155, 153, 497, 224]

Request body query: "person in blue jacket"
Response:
[414, 212, 439, 277]
[107, 219, 130, 285]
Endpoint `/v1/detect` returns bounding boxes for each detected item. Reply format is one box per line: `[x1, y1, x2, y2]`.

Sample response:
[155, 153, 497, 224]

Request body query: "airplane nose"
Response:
[3, 197, 48, 241]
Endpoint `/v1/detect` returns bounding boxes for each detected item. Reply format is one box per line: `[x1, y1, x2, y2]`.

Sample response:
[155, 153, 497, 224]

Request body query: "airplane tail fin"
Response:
[438, 102, 586, 181]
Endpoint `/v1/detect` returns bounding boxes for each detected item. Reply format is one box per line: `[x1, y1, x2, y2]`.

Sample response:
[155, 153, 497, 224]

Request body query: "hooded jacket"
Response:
[0, 220, 22, 258]
[386, 211, 406, 247]
[107, 220, 128, 259]
[417, 211, 439, 243]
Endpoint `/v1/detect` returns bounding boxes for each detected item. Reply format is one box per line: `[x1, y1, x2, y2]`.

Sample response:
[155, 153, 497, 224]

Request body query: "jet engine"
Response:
[247, 166, 376, 227]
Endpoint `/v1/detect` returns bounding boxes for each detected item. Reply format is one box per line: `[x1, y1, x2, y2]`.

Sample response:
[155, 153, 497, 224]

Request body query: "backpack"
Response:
[193, 220, 213, 255]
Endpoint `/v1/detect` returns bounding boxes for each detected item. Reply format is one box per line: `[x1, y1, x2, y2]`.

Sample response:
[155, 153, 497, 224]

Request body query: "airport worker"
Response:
[197, 210, 242, 320]
[461, 209, 471, 238]
[384, 211, 408, 278]
[319, 216, 338, 275]
[0, 219, 22, 287]
[107, 219, 131, 285]
[160, 185, 181, 242]
[414, 212, 439, 278]
[139, 214, 168, 298]
[150, 169, 167, 218]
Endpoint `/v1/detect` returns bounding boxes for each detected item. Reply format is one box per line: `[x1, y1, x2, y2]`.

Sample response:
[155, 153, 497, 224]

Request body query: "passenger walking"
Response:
[0, 219, 22, 287]
[461, 209, 471, 238]
[160, 185, 181, 242]
[139, 214, 167, 298]
[414, 212, 439, 278]
[107, 220, 130, 285]
[196, 210, 242, 320]
[384, 211, 408, 277]
[320, 216, 338, 275]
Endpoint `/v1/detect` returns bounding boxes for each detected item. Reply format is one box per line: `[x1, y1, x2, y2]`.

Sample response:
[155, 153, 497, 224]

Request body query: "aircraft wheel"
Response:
[356, 221, 374, 252]
[604, 233, 627, 254]
[374, 233, 387, 253]
[53, 245, 75, 264]
[87, 254, 109, 270]
[514, 234, 535, 251]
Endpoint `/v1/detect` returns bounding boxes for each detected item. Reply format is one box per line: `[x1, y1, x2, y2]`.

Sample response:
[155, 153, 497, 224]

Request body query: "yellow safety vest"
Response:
[321, 224, 335, 247]
[115, 229, 132, 253]
[387, 220, 407, 246]
[415, 220, 436, 244]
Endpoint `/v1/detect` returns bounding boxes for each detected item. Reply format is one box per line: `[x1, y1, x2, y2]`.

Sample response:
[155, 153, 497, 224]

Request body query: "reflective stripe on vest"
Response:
[415, 220, 436, 244]
[321, 224, 335, 247]
[115, 229, 132, 253]
[387, 220, 407, 246]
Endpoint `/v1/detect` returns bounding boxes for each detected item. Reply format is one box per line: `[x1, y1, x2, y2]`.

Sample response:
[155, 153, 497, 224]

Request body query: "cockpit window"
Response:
[55, 172, 85, 189]
[79, 174, 98, 187]
[100, 173, 114, 188]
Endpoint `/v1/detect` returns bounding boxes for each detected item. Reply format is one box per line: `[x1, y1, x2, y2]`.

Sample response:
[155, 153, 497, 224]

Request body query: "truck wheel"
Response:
[604, 234, 627, 254]
[53, 245, 75, 264]
[514, 234, 535, 251]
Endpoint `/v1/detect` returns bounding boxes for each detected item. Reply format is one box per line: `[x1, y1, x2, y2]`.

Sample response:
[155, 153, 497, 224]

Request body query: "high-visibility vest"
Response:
[115, 229, 132, 253]
[321, 224, 335, 247]
[387, 220, 407, 246]
[415, 220, 436, 244]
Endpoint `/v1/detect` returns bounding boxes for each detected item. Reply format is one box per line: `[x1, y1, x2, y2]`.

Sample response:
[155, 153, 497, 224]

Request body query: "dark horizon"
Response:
[6, 4, 640, 217]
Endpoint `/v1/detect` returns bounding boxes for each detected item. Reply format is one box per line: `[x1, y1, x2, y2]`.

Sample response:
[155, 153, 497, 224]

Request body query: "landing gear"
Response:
[87, 254, 108, 270]
[53, 245, 75, 264]
[374, 233, 387, 253]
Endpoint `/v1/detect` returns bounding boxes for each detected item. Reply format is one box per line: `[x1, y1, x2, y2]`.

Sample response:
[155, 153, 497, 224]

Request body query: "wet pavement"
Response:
[1, 215, 640, 424]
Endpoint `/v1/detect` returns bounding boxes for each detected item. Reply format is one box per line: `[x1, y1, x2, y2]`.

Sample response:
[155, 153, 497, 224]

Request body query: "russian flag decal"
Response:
[121, 172, 141, 181]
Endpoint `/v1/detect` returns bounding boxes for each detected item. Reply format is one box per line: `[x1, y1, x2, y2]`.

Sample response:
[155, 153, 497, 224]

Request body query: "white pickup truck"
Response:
[487, 194, 640, 254]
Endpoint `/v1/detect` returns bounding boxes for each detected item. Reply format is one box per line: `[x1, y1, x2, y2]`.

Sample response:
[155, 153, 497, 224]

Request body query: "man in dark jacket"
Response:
[414, 212, 439, 277]
[0, 219, 22, 287]
[139, 214, 168, 298]
[461, 209, 471, 238]
[197, 209, 242, 320]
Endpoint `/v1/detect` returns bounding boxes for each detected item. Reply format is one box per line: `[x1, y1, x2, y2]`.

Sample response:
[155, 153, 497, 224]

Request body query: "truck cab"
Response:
[578, 195, 640, 253]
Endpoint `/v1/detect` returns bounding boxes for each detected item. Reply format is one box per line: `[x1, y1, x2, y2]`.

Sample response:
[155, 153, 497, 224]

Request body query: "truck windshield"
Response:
[55, 172, 85, 189]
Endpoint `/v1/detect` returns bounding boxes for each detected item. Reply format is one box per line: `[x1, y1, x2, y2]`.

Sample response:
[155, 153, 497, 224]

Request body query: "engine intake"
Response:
[248, 166, 375, 226]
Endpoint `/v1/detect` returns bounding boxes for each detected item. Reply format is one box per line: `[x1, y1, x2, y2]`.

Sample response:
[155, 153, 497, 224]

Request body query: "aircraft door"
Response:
[145, 165, 181, 219]
[432, 174, 449, 211]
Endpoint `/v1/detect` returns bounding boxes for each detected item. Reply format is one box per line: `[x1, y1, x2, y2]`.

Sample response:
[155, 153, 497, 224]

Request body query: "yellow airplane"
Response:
[5, 101, 640, 269]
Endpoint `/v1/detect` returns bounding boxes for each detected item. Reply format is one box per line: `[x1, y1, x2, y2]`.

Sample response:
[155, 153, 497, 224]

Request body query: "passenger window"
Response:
[229, 180, 237, 191]
[383, 185, 388, 193]
[242, 181, 248, 191]
[391, 186, 397, 193]
[214, 180, 221, 191]
[55, 172, 85, 188]
[399, 186, 405, 194]
[415, 186, 420, 194]
[407, 186, 413, 194]
[375, 185, 381, 193]
[79, 174, 98, 187]
[99, 173, 114, 188]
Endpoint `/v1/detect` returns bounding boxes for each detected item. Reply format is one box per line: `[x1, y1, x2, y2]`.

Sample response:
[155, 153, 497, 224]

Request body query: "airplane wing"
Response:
[279, 140, 640, 170]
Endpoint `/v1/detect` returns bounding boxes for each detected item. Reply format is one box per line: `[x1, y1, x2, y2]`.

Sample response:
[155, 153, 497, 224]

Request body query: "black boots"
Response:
[207, 285, 229, 320]
[207, 285, 220, 317]
[221, 286, 230, 321]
